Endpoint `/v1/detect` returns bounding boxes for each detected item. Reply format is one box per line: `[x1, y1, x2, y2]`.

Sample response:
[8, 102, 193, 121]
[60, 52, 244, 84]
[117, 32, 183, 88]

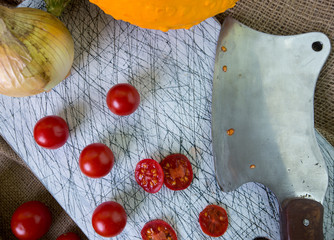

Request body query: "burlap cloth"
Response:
[0, 0, 333, 239]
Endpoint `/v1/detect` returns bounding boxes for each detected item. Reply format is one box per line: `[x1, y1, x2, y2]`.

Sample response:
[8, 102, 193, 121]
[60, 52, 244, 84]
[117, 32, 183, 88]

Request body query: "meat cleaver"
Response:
[212, 17, 331, 239]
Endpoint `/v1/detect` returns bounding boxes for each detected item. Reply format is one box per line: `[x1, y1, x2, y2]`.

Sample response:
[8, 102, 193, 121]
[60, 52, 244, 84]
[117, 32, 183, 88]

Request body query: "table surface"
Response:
[1, 0, 333, 239]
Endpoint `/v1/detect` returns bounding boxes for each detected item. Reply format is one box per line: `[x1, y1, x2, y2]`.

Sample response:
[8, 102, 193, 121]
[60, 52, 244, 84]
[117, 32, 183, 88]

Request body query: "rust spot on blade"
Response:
[226, 128, 234, 136]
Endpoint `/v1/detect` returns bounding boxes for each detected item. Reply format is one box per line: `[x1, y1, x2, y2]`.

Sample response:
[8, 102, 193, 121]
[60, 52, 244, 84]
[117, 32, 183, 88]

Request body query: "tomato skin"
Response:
[160, 153, 193, 191]
[106, 83, 140, 116]
[92, 201, 127, 237]
[11, 201, 52, 240]
[135, 159, 164, 193]
[79, 143, 114, 178]
[56, 232, 81, 240]
[141, 219, 177, 240]
[33, 115, 69, 149]
[199, 205, 228, 237]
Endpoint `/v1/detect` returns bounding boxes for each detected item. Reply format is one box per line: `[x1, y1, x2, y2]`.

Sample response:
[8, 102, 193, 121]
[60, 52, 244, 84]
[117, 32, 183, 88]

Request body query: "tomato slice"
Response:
[141, 219, 177, 240]
[199, 205, 228, 237]
[135, 159, 164, 193]
[160, 154, 193, 191]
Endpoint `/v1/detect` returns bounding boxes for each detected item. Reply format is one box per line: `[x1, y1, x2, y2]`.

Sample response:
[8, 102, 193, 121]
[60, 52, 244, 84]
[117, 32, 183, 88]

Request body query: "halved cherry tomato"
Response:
[56, 232, 81, 240]
[106, 83, 140, 116]
[141, 219, 177, 240]
[160, 154, 193, 191]
[79, 143, 114, 178]
[199, 205, 228, 237]
[135, 159, 164, 193]
[33, 115, 69, 149]
[11, 201, 52, 240]
[92, 201, 127, 238]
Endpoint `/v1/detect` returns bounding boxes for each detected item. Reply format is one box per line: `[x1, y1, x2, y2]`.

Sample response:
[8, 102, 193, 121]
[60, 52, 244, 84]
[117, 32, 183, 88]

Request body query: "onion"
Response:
[0, 5, 74, 97]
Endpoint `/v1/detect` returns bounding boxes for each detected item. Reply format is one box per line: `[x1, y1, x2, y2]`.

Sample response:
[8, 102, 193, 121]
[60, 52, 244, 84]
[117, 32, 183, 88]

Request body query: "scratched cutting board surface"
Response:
[0, 0, 333, 239]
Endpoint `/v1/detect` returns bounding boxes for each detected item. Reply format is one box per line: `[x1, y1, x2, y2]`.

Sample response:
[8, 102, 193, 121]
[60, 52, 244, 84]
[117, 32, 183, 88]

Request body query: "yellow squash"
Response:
[89, 0, 239, 31]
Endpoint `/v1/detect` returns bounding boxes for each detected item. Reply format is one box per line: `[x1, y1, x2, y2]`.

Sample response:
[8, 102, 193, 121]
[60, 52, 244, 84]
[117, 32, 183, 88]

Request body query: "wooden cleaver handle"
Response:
[280, 198, 324, 240]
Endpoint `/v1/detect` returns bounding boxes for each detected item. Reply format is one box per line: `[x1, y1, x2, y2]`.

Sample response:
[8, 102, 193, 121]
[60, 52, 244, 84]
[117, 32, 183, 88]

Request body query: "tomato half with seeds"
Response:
[135, 159, 164, 193]
[199, 205, 228, 237]
[160, 154, 193, 191]
[141, 219, 177, 240]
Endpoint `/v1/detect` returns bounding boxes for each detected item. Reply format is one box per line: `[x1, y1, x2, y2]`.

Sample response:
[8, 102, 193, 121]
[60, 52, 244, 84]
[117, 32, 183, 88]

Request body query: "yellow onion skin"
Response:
[0, 6, 74, 97]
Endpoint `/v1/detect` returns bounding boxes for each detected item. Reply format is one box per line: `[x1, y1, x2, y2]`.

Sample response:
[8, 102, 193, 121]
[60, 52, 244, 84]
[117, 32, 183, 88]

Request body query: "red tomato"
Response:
[160, 154, 193, 191]
[106, 83, 140, 116]
[11, 201, 52, 240]
[141, 219, 177, 240]
[92, 201, 127, 237]
[199, 205, 228, 237]
[56, 232, 81, 240]
[33, 115, 69, 149]
[79, 143, 114, 178]
[135, 159, 164, 193]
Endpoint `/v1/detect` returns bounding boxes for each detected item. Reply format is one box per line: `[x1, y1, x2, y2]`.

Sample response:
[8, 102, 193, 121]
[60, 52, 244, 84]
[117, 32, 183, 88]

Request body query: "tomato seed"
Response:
[184, 176, 188, 181]
[220, 216, 224, 221]
[152, 179, 158, 184]
[171, 181, 176, 185]
[150, 182, 154, 186]
[147, 229, 151, 234]
[158, 226, 161, 231]
[151, 169, 157, 173]
[166, 163, 170, 168]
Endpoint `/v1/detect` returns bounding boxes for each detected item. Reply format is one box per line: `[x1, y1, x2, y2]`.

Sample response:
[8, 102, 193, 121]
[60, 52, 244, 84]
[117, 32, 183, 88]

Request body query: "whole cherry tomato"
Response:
[141, 219, 177, 240]
[33, 115, 69, 149]
[106, 83, 140, 116]
[92, 201, 127, 237]
[79, 143, 114, 178]
[11, 201, 52, 240]
[160, 153, 193, 191]
[135, 159, 164, 193]
[199, 205, 228, 237]
[56, 232, 81, 240]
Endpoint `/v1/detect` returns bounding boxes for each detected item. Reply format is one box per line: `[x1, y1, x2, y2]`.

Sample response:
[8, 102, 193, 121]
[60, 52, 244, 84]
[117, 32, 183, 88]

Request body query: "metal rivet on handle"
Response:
[303, 218, 310, 227]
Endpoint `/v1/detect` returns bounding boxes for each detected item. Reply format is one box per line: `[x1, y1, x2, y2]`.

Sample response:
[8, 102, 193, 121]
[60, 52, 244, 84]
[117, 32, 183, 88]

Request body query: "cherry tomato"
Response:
[106, 83, 140, 116]
[33, 115, 69, 149]
[160, 154, 193, 191]
[79, 143, 114, 178]
[135, 159, 164, 193]
[11, 201, 52, 240]
[141, 219, 177, 240]
[199, 205, 228, 237]
[92, 201, 127, 237]
[56, 232, 81, 240]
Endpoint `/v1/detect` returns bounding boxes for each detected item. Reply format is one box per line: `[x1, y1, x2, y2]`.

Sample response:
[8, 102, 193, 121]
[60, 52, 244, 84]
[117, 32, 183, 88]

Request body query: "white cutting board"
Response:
[0, 0, 333, 239]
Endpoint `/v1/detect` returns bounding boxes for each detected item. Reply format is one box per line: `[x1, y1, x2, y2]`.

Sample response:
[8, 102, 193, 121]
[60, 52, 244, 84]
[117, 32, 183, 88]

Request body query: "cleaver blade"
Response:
[212, 17, 331, 240]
